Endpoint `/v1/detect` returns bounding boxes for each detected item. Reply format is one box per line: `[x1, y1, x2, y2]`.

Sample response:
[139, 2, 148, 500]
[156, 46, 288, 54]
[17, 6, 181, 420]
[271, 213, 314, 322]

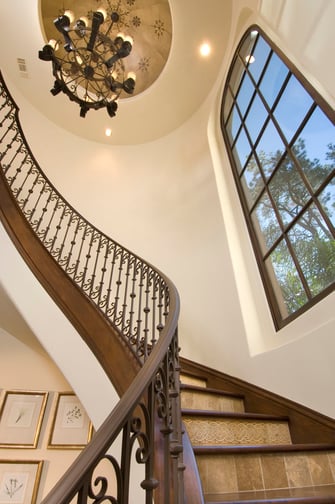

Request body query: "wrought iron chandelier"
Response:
[38, 8, 136, 118]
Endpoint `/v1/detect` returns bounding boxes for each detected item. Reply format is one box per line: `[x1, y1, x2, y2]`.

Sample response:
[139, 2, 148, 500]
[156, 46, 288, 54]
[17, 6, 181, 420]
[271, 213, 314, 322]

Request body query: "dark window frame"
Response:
[221, 25, 335, 329]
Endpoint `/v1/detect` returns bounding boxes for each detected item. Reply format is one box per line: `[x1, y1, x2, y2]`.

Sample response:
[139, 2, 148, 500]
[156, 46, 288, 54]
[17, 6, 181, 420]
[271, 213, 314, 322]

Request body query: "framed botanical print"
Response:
[0, 460, 43, 504]
[48, 393, 93, 449]
[0, 391, 48, 448]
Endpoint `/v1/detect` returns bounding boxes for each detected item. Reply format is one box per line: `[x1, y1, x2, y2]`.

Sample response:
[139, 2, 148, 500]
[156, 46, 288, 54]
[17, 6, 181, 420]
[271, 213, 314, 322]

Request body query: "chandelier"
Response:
[38, 8, 136, 118]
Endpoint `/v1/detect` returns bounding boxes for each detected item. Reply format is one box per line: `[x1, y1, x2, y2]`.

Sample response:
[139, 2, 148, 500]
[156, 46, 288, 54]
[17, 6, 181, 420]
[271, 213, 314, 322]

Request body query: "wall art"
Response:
[48, 393, 92, 449]
[0, 391, 48, 448]
[0, 460, 43, 504]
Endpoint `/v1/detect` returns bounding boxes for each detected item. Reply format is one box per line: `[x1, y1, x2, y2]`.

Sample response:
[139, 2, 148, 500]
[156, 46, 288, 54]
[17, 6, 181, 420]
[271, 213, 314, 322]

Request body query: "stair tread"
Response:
[182, 408, 289, 421]
[194, 442, 335, 454]
[181, 383, 245, 399]
[205, 484, 335, 503]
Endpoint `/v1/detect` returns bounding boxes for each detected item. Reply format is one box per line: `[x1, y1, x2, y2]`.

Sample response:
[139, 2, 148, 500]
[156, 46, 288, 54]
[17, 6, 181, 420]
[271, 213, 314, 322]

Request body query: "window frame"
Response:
[220, 24, 335, 329]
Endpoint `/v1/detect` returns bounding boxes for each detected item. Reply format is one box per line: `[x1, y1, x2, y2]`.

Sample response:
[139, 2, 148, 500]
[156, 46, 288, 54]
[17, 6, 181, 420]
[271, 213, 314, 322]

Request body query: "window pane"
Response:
[288, 203, 335, 296]
[269, 155, 310, 227]
[245, 93, 268, 144]
[256, 119, 285, 178]
[265, 239, 308, 317]
[247, 36, 271, 84]
[259, 52, 289, 108]
[223, 87, 234, 124]
[236, 73, 255, 117]
[232, 127, 251, 172]
[252, 191, 282, 253]
[239, 30, 258, 67]
[241, 155, 264, 208]
[294, 107, 335, 191]
[228, 56, 245, 98]
[226, 104, 242, 145]
[274, 75, 313, 143]
[318, 175, 335, 227]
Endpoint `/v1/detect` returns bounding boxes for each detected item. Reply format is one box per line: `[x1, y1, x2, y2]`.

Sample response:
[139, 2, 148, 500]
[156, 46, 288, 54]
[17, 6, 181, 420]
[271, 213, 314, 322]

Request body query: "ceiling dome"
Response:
[40, 0, 172, 99]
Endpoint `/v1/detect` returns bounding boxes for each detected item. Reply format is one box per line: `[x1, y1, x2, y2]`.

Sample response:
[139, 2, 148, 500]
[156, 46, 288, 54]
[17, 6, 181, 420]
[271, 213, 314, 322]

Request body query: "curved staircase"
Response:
[1, 70, 335, 504]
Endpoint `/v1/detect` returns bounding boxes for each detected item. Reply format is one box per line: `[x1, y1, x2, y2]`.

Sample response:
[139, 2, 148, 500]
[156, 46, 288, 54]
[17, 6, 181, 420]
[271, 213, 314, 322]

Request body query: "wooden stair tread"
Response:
[205, 484, 335, 503]
[181, 383, 245, 399]
[193, 442, 335, 455]
[182, 408, 289, 422]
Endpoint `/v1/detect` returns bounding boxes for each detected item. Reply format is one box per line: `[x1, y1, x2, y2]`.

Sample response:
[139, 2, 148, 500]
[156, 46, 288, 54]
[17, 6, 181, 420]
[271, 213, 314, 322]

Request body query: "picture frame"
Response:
[48, 393, 93, 449]
[0, 391, 48, 448]
[0, 460, 43, 504]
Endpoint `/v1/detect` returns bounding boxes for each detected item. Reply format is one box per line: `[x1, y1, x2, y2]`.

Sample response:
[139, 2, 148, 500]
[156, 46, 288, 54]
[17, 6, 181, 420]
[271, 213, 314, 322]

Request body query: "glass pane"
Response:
[241, 155, 264, 208]
[252, 191, 282, 253]
[239, 30, 258, 67]
[223, 87, 234, 124]
[247, 36, 271, 84]
[269, 155, 311, 227]
[259, 52, 289, 108]
[318, 175, 335, 228]
[232, 127, 251, 172]
[236, 73, 255, 117]
[226, 104, 242, 145]
[265, 239, 308, 317]
[256, 119, 285, 179]
[288, 203, 335, 296]
[245, 93, 268, 144]
[229, 56, 245, 98]
[274, 74, 313, 143]
[294, 107, 335, 191]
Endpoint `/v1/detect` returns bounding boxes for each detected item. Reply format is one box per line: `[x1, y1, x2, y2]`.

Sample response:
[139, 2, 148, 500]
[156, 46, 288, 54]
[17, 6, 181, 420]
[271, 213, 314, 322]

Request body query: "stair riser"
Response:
[181, 390, 245, 413]
[183, 417, 291, 446]
[196, 451, 335, 495]
[180, 375, 207, 387]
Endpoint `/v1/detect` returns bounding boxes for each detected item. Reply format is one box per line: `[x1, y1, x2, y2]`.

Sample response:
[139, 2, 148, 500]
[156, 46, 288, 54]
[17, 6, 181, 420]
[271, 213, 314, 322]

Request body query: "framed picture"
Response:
[0, 460, 43, 504]
[48, 393, 93, 449]
[0, 391, 48, 448]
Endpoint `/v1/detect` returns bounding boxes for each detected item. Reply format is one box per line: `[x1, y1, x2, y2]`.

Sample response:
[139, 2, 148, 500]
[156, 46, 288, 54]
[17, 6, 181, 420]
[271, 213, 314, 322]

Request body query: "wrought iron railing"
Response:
[0, 71, 184, 503]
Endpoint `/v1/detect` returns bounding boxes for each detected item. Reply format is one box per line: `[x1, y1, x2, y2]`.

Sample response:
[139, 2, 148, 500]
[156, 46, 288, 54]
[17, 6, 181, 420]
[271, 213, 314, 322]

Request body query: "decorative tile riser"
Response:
[183, 417, 291, 446]
[181, 391, 245, 413]
[196, 451, 335, 495]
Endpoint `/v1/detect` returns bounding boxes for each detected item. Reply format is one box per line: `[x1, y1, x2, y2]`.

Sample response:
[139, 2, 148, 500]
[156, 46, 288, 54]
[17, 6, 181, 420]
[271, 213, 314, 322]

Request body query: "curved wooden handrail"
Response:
[0, 70, 184, 503]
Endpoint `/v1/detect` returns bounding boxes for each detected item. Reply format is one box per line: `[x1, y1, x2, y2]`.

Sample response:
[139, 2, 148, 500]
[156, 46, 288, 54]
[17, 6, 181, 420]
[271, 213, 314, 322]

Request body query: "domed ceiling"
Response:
[0, 0, 232, 144]
[40, 0, 172, 100]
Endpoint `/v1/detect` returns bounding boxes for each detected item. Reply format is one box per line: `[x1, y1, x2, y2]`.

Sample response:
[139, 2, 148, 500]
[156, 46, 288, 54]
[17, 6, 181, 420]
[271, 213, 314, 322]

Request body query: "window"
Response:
[221, 26, 335, 329]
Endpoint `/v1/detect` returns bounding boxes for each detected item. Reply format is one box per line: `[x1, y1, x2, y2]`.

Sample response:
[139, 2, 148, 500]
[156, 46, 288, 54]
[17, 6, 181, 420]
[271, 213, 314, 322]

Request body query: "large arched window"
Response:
[221, 26, 335, 329]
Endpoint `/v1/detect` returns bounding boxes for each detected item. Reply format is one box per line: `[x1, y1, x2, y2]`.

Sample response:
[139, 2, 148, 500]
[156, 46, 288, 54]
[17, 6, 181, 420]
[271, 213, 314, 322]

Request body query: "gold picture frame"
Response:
[0, 460, 43, 504]
[0, 391, 48, 448]
[48, 392, 93, 449]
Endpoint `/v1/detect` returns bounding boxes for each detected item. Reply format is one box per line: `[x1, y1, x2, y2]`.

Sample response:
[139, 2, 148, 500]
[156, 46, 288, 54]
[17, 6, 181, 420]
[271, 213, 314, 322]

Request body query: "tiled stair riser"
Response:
[196, 451, 335, 495]
[183, 416, 291, 446]
[181, 390, 244, 414]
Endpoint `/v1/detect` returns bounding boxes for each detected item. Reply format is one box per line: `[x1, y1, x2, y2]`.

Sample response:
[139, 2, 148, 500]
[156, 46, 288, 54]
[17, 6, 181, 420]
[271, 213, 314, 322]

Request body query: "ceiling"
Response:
[0, 0, 232, 145]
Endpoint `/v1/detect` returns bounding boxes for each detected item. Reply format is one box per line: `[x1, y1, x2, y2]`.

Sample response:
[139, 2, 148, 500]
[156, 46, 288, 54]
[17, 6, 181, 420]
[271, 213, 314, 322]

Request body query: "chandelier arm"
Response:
[55, 16, 74, 52]
[87, 12, 105, 52]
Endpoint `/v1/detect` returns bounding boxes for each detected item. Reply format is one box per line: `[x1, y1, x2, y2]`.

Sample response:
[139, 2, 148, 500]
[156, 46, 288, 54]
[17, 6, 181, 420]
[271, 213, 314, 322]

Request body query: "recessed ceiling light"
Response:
[199, 42, 211, 57]
[105, 128, 112, 137]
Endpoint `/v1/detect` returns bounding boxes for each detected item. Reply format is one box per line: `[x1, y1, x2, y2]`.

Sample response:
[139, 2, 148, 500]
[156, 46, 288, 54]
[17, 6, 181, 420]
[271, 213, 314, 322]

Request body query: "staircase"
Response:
[180, 370, 335, 503]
